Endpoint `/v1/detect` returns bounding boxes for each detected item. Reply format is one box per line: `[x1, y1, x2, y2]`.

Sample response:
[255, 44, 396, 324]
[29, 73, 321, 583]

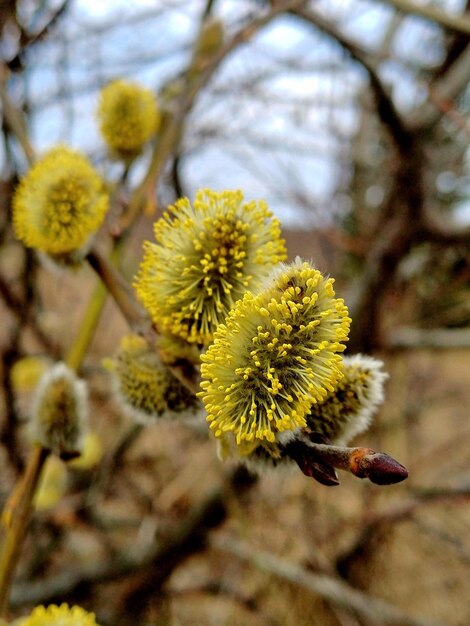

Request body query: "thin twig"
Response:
[292, 5, 411, 152]
[336, 486, 470, 583]
[120, 0, 308, 229]
[408, 44, 470, 131]
[285, 436, 408, 486]
[0, 446, 50, 617]
[385, 326, 470, 350]
[85, 246, 147, 332]
[377, 0, 470, 35]
[85, 246, 200, 395]
[0, 66, 35, 165]
[84, 423, 144, 503]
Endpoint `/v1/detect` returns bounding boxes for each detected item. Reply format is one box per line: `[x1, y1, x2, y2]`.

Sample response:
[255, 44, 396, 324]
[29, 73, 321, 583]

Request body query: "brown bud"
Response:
[349, 449, 408, 485]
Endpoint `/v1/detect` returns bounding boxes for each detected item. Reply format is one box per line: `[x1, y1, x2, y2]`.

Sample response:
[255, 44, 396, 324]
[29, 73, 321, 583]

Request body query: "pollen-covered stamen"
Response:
[134, 189, 287, 345]
[199, 260, 351, 453]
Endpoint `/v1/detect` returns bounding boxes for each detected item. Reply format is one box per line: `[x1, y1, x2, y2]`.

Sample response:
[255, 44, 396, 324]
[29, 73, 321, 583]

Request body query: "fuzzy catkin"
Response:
[199, 259, 351, 456]
[134, 188, 287, 345]
[13, 147, 108, 255]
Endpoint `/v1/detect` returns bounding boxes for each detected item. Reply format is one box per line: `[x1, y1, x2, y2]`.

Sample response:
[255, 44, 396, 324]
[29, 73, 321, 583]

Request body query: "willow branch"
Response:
[408, 43, 470, 131]
[86, 244, 201, 394]
[285, 437, 408, 486]
[337, 486, 470, 583]
[85, 246, 147, 333]
[122, 0, 308, 228]
[0, 446, 50, 617]
[378, 0, 470, 35]
[291, 6, 412, 152]
[64, 278, 108, 371]
[0, 66, 35, 165]
[19, 1, 70, 51]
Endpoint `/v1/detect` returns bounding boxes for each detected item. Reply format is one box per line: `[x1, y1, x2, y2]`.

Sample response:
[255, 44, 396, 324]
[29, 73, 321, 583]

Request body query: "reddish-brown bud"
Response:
[349, 448, 408, 485]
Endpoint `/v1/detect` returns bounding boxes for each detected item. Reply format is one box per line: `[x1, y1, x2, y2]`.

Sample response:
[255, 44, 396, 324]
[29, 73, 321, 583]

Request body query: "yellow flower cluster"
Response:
[105, 334, 198, 424]
[13, 147, 108, 255]
[134, 189, 287, 345]
[20, 604, 100, 626]
[199, 260, 351, 455]
[97, 79, 160, 157]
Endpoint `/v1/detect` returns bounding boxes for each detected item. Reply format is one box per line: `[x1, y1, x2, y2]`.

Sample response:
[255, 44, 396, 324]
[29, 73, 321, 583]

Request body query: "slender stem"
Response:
[378, 0, 470, 35]
[119, 0, 307, 230]
[86, 246, 146, 332]
[211, 534, 441, 626]
[65, 279, 108, 371]
[0, 66, 35, 165]
[65, 241, 128, 372]
[85, 246, 200, 394]
[120, 108, 182, 230]
[0, 446, 50, 617]
[285, 438, 408, 486]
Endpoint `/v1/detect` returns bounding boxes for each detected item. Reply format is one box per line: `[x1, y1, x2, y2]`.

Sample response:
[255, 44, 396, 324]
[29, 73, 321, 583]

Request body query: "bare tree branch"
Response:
[0, 66, 35, 165]
[408, 43, 470, 131]
[378, 0, 470, 35]
[291, 6, 411, 152]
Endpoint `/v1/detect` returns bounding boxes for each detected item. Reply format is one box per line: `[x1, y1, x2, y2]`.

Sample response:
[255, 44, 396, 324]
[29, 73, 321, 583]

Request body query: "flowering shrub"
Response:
[1, 70, 407, 623]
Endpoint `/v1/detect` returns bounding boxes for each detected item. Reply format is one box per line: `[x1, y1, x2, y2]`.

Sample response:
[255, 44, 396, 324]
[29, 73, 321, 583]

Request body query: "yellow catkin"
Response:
[31, 363, 88, 459]
[67, 431, 103, 470]
[13, 147, 108, 255]
[10, 356, 50, 392]
[33, 456, 68, 511]
[20, 603, 100, 626]
[134, 189, 287, 345]
[97, 79, 160, 156]
[199, 260, 351, 456]
[105, 334, 198, 424]
[306, 354, 388, 445]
